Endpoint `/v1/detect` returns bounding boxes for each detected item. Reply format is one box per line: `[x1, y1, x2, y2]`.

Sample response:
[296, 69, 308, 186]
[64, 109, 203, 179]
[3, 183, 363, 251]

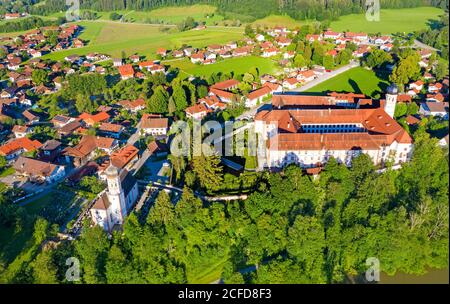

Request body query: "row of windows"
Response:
[302, 124, 364, 130]
[302, 124, 365, 134]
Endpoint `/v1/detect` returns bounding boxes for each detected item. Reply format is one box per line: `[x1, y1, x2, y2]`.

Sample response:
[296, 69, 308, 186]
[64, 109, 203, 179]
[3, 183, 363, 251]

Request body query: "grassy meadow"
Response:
[330, 7, 444, 34]
[43, 21, 244, 60]
[305, 67, 389, 98]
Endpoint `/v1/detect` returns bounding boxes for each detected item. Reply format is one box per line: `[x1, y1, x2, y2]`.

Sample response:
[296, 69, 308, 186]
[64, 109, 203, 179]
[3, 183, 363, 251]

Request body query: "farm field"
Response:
[305, 67, 389, 98]
[167, 56, 278, 78]
[43, 21, 244, 61]
[330, 7, 444, 34]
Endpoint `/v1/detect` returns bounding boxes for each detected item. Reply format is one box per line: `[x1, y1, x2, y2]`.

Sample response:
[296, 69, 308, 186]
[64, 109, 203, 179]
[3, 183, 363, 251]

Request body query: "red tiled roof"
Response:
[210, 79, 240, 90]
[79, 112, 110, 125]
[210, 88, 235, 100]
[257, 107, 412, 149]
[63, 136, 115, 158]
[0, 137, 42, 156]
[185, 103, 211, 115]
[118, 64, 134, 77]
[247, 86, 272, 100]
[140, 114, 168, 129]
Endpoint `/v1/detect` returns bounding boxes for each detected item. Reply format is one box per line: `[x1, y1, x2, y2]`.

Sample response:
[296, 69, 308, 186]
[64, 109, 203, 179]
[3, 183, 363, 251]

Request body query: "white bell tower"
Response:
[105, 164, 127, 225]
[384, 84, 398, 118]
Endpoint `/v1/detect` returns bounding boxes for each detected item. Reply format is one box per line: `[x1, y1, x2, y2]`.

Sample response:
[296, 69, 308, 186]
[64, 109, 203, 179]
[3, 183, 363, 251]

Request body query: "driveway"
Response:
[142, 157, 170, 183]
[290, 61, 360, 93]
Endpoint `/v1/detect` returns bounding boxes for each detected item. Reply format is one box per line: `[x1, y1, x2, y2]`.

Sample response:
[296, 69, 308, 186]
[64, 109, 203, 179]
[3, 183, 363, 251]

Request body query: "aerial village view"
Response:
[0, 0, 448, 290]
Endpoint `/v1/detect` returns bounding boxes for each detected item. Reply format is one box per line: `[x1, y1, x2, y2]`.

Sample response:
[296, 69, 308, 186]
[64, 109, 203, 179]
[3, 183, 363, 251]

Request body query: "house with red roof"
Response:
[79, 112, 110, 126]
[63, 135, 119, 167]
[157, 48, 167, 57]
[118, 64, 134, 80]
[282, 78, 299, 90]
[118, 98, 146, 113]
[0, 137, 42, 162]
[323, 30, 342, 40]
[140, 114, 169, 136]
[191, 52, 205, 63]
[185, 103, 212, 120]
[245, 86, 272, 108]
[409, 80, 424, 91]
[297, 70, 316, 83]
[98, 145, 140, 180]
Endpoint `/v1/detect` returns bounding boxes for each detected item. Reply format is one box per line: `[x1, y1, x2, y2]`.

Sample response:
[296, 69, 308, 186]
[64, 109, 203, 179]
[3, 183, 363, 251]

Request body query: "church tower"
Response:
[105, 164, 127, 225]
[384, 83, 398, 118]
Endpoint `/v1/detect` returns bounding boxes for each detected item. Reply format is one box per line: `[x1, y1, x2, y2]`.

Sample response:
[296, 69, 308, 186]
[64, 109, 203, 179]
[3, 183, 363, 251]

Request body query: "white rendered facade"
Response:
[254, 88, 414, 170]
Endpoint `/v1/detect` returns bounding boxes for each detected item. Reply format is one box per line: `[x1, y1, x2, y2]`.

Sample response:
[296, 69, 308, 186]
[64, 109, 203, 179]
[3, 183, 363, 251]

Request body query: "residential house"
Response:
[63, 135, 119, 167]
[51, 115, 75, 128]
[140, 114, 169, 137]
[79, 112, 110, 127]
[13, 157, 65, 184]
[98, 122, 124, 139]
[118, 98, 146, 113]
[12, 125, 31, 138]
[283, 78, 299, 90]
[297, 70, 316, 83]
[38, 139, 62, 162]
[118, 64, 135, 80]
[185, 103, 212, 120]
[419, 102, 448, 119]
[0, 137, 42, 162]
[22, 110, 40, 125]
[245, 86, 272, 108]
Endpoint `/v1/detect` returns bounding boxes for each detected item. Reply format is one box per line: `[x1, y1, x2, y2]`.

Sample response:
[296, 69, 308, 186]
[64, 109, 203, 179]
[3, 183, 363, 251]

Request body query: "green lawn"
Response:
[168, 56, 278, 78]
[186, 254, 228, 284]
[305, 67, 389, 98]
[0, 167, 15, 178]
[43, 21, 244, 60]
[330, 7, 444, 34]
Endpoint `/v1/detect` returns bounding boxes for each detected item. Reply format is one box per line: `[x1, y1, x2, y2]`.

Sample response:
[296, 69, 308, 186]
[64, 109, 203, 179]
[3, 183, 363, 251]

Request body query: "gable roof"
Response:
[63, 136, 116, 158]
[14, 156, 61, 177]
[140, 114, 168, 129]
[210, 79, 240, 90]
[247, 86, 272, 100]
[0, 137, 42, 156]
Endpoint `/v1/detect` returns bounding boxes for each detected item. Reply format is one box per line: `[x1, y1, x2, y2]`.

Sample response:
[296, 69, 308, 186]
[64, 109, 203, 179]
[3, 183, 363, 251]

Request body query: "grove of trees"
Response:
[1, 129, 447, 283]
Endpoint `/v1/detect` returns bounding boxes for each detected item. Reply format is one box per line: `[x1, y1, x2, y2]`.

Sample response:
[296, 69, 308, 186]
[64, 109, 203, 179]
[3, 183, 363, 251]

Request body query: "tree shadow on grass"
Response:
[348, 79, 362, 94]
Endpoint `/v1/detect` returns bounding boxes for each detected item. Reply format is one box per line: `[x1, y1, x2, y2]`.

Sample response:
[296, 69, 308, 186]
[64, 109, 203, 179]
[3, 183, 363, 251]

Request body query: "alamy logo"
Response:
[65, 257, 80, 282]
[365, 0, 380, 22]
[365, 257, 380, 282]
[66, 0, 80, 22]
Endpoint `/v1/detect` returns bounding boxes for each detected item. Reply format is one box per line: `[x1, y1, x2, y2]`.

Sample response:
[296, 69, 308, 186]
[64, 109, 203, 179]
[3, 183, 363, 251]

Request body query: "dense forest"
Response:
[22, 0, 449, 21]
[0, 125, 448, 283]
[0, 16, 65, 33]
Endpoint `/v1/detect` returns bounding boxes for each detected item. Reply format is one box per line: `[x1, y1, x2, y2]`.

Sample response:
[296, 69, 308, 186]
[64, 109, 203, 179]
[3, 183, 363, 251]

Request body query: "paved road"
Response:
[126, 122, 141, 146]
[413, 39, 439, 52]
[236, 103, 272, 121]
[290, 60, 360, 93]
